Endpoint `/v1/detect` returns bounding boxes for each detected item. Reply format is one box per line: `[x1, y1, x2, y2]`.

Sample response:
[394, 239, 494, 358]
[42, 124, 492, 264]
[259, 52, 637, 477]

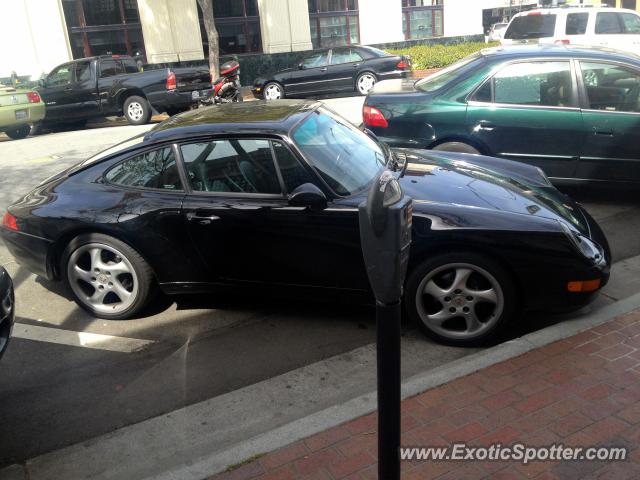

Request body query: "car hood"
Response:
[396, 150, 588, 235]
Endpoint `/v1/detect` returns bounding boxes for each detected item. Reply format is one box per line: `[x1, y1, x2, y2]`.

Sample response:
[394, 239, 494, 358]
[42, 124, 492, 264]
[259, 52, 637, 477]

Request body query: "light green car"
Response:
[0, 85, 45, 140]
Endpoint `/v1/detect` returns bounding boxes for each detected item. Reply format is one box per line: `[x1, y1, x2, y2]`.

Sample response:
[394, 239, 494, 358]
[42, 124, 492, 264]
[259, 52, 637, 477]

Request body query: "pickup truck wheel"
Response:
[124, 96, 152, 125]
[4, 125, 31, 140]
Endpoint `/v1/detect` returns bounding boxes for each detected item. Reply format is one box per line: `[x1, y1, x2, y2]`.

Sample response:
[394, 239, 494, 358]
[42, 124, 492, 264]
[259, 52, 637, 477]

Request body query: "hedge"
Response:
[387, 41, 499, 70]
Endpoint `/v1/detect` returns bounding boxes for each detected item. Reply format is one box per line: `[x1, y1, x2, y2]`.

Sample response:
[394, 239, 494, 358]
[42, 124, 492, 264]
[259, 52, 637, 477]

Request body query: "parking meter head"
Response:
[359, 169, 412, 305]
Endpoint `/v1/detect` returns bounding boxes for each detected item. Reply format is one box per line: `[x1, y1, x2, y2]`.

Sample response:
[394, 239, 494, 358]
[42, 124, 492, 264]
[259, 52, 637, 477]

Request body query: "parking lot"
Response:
[1, 96, 640, 468]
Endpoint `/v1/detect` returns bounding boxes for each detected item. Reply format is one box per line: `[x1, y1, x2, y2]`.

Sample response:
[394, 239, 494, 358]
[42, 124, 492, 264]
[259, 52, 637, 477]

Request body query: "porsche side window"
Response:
[180, 139, 282, 194]
[272, 141, 314, 193]
[105, 148, 183, 191]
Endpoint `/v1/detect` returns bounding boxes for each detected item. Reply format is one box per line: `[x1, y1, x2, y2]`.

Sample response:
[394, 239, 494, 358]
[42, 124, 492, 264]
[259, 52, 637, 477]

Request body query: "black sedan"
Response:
[1, 101, 609, 345]
[252, 46, 410, 100]
[0, 267, 15, 360]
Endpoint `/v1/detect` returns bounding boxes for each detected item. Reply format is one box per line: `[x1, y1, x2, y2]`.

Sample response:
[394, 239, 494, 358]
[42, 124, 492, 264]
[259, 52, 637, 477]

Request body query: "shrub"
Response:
[387, 42, 499, 70]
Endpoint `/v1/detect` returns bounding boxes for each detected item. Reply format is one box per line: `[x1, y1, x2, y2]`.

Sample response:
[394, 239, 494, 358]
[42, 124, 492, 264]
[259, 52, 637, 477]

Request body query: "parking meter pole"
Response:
[359, 169, 412, 480]
[377, 300, 401, 480]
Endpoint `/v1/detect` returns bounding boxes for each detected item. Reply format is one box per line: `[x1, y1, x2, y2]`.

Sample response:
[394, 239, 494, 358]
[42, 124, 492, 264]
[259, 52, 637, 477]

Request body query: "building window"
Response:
[61, 0, 145, 61]
[308, 0, 359, 49]
[198, 0, 262, 55]
[622, 0, 637, 10]
[402, 0, 444, 40]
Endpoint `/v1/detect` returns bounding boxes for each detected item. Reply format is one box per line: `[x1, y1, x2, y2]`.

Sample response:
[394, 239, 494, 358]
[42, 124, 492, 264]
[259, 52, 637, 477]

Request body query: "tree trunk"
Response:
[197, 0, 219, 80]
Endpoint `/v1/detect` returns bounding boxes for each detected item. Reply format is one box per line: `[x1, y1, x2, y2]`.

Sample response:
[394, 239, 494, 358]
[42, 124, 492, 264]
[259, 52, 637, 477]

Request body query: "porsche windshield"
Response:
[292, 109, 385, 196]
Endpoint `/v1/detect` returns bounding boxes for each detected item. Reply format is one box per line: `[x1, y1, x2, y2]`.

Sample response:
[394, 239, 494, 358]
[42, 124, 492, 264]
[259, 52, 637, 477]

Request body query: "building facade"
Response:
[3, 0, 625, 80]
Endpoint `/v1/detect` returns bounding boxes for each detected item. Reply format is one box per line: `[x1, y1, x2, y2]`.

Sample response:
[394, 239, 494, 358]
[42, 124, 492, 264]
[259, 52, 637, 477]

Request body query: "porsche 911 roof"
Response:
[145, 99, 320, 143]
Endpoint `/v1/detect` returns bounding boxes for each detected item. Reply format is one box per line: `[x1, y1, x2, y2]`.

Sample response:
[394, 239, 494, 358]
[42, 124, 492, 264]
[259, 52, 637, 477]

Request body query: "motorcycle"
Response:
[199, 60, 242, 107]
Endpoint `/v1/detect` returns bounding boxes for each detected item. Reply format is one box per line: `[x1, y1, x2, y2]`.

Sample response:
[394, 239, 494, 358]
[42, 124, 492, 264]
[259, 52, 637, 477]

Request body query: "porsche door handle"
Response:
[320, 67, 327, 72]
[186, 213, 220, 225]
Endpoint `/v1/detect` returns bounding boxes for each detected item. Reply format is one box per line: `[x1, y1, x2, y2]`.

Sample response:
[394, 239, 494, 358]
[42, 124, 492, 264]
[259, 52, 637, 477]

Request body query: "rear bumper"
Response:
[147, 88, 212, 112]
[0, 228, 53, 280]
[0, 103, 45, 130]
[377, 70, 410, 80]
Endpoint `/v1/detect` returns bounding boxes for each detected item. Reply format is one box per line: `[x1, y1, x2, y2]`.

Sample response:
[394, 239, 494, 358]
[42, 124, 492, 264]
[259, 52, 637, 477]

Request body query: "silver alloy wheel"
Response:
[415, 263, 504, 340]
[357, 73, 376, 94]
[127, 101, 144, 122]
[264, 83, 282, 100]
[67, 243, 139, 315]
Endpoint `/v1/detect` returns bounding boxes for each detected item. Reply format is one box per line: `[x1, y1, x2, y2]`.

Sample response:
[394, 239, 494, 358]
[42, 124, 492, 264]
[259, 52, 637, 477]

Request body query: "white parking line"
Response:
[12, 323, 155, 353]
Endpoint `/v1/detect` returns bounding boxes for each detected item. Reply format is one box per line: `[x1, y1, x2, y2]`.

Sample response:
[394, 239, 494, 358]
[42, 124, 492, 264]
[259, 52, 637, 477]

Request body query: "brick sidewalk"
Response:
[211, 310, 640, 480]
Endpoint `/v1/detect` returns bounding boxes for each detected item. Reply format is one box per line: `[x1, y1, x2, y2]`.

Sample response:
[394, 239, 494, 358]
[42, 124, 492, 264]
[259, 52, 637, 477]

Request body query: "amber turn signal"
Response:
[567, 279, 601, 293]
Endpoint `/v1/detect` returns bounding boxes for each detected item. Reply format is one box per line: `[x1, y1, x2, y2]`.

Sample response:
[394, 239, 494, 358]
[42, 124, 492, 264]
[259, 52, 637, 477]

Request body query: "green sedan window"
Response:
[477, 61, 574, 108]
[580, 62, 640, 113]
[415, 53, 483, 93]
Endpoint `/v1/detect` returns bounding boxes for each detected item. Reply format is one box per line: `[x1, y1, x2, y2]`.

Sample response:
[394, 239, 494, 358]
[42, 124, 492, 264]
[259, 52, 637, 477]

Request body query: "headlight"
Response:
[559, 222, 603, 262]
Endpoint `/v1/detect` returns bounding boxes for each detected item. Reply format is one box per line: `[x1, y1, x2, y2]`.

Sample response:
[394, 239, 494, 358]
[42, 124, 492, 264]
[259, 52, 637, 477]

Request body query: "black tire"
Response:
[263, 82, 284, 100]
[4, 125, 31, 140]
[356, 72, 377, 95]
[405, 252, 516, 347]
[123, 95, 152, 125]
[432, 142, 480, 154]
[62, 233, 155, 320]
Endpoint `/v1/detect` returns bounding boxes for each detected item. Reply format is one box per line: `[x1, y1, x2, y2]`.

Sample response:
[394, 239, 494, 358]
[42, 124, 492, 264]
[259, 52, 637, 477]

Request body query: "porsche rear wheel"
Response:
[63, 233, 154, 319]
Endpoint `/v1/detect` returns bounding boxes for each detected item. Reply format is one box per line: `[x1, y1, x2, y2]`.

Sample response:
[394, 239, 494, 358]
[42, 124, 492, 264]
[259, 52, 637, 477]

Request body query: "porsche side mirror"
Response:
[288, 183, 326, 209]
[298, 63, 305, 70]
[38, 78, 46, 88]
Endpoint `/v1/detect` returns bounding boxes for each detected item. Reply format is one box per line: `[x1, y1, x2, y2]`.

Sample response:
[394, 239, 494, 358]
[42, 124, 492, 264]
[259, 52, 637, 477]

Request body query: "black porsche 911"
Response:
[252, 46, 411, 100]
[1, 100, 610, 345]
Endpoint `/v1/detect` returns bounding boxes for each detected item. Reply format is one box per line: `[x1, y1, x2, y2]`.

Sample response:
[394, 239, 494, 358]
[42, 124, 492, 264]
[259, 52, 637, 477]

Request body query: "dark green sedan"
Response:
[364, 45, 640, 184]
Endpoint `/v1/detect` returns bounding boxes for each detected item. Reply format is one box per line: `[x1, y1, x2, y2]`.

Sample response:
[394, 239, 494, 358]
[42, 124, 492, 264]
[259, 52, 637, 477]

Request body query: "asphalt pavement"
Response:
[1, 97, 640, 469]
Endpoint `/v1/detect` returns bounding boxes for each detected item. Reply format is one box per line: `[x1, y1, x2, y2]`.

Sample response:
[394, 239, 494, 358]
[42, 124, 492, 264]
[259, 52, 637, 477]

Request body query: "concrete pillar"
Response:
[138, 0, 204, 63]
[258, 0, 313, 53]
[0, 0, 71, 78]
[358, 0, 404, 45]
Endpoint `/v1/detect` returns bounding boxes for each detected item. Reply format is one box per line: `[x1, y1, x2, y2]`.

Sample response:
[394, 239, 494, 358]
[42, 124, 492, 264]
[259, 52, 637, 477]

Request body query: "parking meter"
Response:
[359, 169, 412, 305]
[359, 169, 412, 480]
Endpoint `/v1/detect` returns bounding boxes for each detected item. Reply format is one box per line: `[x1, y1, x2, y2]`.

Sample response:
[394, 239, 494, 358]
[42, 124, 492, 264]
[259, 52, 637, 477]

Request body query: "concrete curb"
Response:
[154, 291, 640, 479]
[5, 292, 640, 480]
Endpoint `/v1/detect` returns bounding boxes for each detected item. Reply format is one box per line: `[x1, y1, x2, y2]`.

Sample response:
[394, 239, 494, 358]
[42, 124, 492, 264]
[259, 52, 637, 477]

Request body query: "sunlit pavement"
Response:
[1, 96, 640, 467]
